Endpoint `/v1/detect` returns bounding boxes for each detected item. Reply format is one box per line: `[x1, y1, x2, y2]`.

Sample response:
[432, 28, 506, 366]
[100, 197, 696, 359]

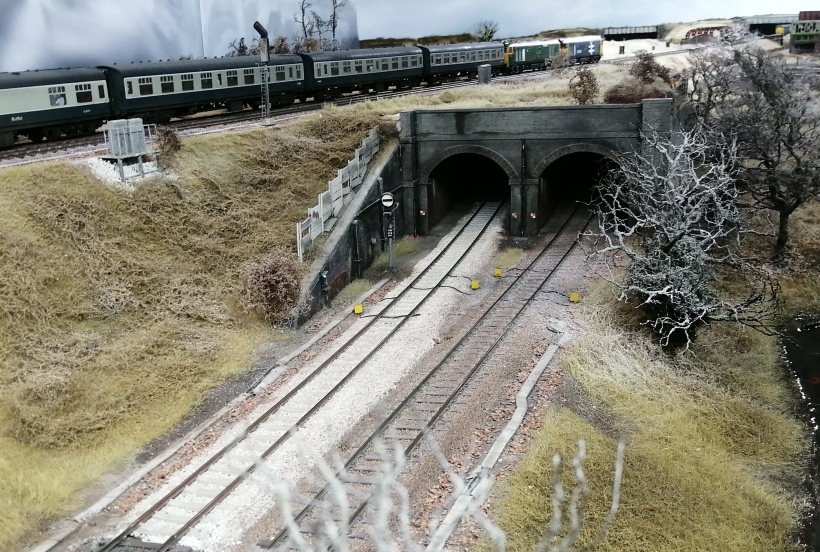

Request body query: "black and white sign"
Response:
[381, 192, 395, 208]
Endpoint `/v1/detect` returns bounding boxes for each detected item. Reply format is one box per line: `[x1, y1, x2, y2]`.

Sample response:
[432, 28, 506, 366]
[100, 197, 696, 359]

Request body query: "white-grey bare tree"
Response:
[583, 128, 779, 347]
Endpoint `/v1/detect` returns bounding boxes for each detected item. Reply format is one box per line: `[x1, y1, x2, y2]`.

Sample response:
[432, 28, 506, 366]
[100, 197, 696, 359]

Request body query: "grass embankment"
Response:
[320, 63, 626, 119]
[492, 207, 820, 551]
[0, 110, 381, 550]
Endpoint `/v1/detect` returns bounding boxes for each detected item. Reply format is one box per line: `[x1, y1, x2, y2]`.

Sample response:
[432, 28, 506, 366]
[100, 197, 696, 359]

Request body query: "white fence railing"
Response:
[297, 128, 380, 261]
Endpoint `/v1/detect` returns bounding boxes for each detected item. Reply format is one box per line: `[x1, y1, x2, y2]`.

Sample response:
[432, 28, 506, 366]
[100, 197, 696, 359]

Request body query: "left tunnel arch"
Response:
[424, 153, 510, 230]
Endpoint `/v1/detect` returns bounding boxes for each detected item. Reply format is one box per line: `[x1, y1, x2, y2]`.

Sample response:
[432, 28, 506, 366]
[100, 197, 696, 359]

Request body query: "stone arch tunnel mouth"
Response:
[426, 153, 510, 230]
[538, 151, 617, 227]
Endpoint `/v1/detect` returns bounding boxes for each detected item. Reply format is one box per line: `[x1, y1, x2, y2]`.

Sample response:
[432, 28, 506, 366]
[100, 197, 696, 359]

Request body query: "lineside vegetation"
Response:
[0, 111, 382, 549]
[0, 71, 625, 550]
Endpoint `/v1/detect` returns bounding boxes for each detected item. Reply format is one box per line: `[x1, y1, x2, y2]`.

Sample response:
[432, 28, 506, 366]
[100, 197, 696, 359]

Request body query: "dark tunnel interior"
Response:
[538, 152, 616, 223]
[426, 154, 509, 229]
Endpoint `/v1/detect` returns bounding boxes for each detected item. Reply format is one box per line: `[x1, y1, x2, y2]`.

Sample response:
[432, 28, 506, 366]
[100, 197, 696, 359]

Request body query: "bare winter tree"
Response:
[329, 0, 346, 42]
[294, 0, 315, 39]
[472, 20, 500, 42]
[681, 43, 820, 262]
[311, 10, 328, 42]
[584, 128, 779, 347]
[720, 48, 820, 262]
[226, 37, 250, 57]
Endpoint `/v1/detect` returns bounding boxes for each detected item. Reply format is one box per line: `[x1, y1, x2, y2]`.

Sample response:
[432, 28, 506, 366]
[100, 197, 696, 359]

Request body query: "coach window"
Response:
[401, 57, 408, 68]
[471, 52, 476, 61]
[410, 56, 418, 67]
[354, 60, 363, 73]
[342, 61, 352, 74]
[227, 70, 238, 86]
[275, 66, 286, 81]
[98, 85, 106, 99]
[379, 59, 387, 71]
[217, 73, 223, 86]
[48, 86, 67, 106]
[330, 62, 340, 76]
[391, 57, 399, 69]
[74, 83, 93, 103]
[201, 73, 213, 89]
[160, 75, 174, 94]
[244, 69, 255, 85]
[365, 60, 374, 72]
[126, 81, 134, 95]
[138, 77, 154, 95]
[434, 54, 441, 65]
[296, 65, 302, 79]
[182, 74, 195, 90]
[287, 66, 293, 80]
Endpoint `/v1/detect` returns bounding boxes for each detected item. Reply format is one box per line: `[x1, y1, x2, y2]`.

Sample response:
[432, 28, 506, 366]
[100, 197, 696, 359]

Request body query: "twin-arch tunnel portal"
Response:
[423, 151, 615, 233]
[400, 100, 672, 236]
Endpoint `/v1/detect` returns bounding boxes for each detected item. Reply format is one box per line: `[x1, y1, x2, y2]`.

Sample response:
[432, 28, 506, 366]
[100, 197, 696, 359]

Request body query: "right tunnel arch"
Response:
[532, 144, 619, 229]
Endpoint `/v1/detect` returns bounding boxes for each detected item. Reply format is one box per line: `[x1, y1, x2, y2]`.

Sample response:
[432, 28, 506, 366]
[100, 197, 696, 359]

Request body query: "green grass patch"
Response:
[496, 248, 524, 269]
[0, 109, 382, 549]
[333, 279, 373, 304]
[492, 279, 805, 552]
[371, 238, 418, 269]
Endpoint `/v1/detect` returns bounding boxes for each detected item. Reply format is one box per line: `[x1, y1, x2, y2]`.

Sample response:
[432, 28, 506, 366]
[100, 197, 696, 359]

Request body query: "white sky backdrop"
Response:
[355, 0, 810, 38]
[0, 0, 810, 72]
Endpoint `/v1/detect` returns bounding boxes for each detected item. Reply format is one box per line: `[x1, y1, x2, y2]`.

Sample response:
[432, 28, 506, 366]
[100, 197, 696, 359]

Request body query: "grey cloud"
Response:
[0, 0, 359, 72]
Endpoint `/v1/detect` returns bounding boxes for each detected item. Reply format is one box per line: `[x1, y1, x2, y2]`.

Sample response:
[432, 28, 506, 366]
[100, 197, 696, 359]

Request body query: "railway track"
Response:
[94, 200, 503, 552]
[0, 63, 613, 168]
[259, 202, 591, 550]
[0, 73, 527, 167]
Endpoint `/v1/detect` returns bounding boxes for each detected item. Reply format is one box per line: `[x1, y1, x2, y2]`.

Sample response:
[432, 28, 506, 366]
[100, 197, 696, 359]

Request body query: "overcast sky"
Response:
[0, 0, 810, 72]
[353, 0, 809, 38]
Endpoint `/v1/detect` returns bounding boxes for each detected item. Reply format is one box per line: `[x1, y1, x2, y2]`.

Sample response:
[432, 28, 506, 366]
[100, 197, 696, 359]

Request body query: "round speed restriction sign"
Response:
[381, 192, 395, 208]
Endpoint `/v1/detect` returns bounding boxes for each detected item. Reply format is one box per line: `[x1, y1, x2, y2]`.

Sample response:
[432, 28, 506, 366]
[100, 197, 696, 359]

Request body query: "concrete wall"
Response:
[400, 99, 672, 236]
[296, 144, 405, 324]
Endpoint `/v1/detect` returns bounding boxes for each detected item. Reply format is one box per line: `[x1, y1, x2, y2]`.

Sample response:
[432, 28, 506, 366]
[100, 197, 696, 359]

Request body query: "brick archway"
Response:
[531, 143, 619, 178]
[419, 145, 518, 185]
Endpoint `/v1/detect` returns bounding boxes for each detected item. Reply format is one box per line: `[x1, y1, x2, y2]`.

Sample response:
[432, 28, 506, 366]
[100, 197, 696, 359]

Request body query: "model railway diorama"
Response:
[0, 36, 603, 148]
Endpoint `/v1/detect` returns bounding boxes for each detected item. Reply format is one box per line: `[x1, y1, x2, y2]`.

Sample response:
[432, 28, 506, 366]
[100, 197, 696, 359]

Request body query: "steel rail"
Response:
[1, 66, 576, 166]
[98, 200, 502, 552]
[263, 203, 591, 549]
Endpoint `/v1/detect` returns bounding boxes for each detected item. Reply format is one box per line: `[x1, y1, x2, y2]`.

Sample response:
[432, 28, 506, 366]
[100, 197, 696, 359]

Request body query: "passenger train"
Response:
[0, 37, 602, 148]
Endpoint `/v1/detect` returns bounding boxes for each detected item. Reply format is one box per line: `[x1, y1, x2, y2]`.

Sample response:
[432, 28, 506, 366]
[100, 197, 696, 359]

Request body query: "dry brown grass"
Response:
[325, 64, 628, 118]
[491, 193, 820, 552]
[0, 109, 380, 550]
[493, 280, 805, 551]
[492, 203, 820, 551]
[781, 203, 820, 315]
